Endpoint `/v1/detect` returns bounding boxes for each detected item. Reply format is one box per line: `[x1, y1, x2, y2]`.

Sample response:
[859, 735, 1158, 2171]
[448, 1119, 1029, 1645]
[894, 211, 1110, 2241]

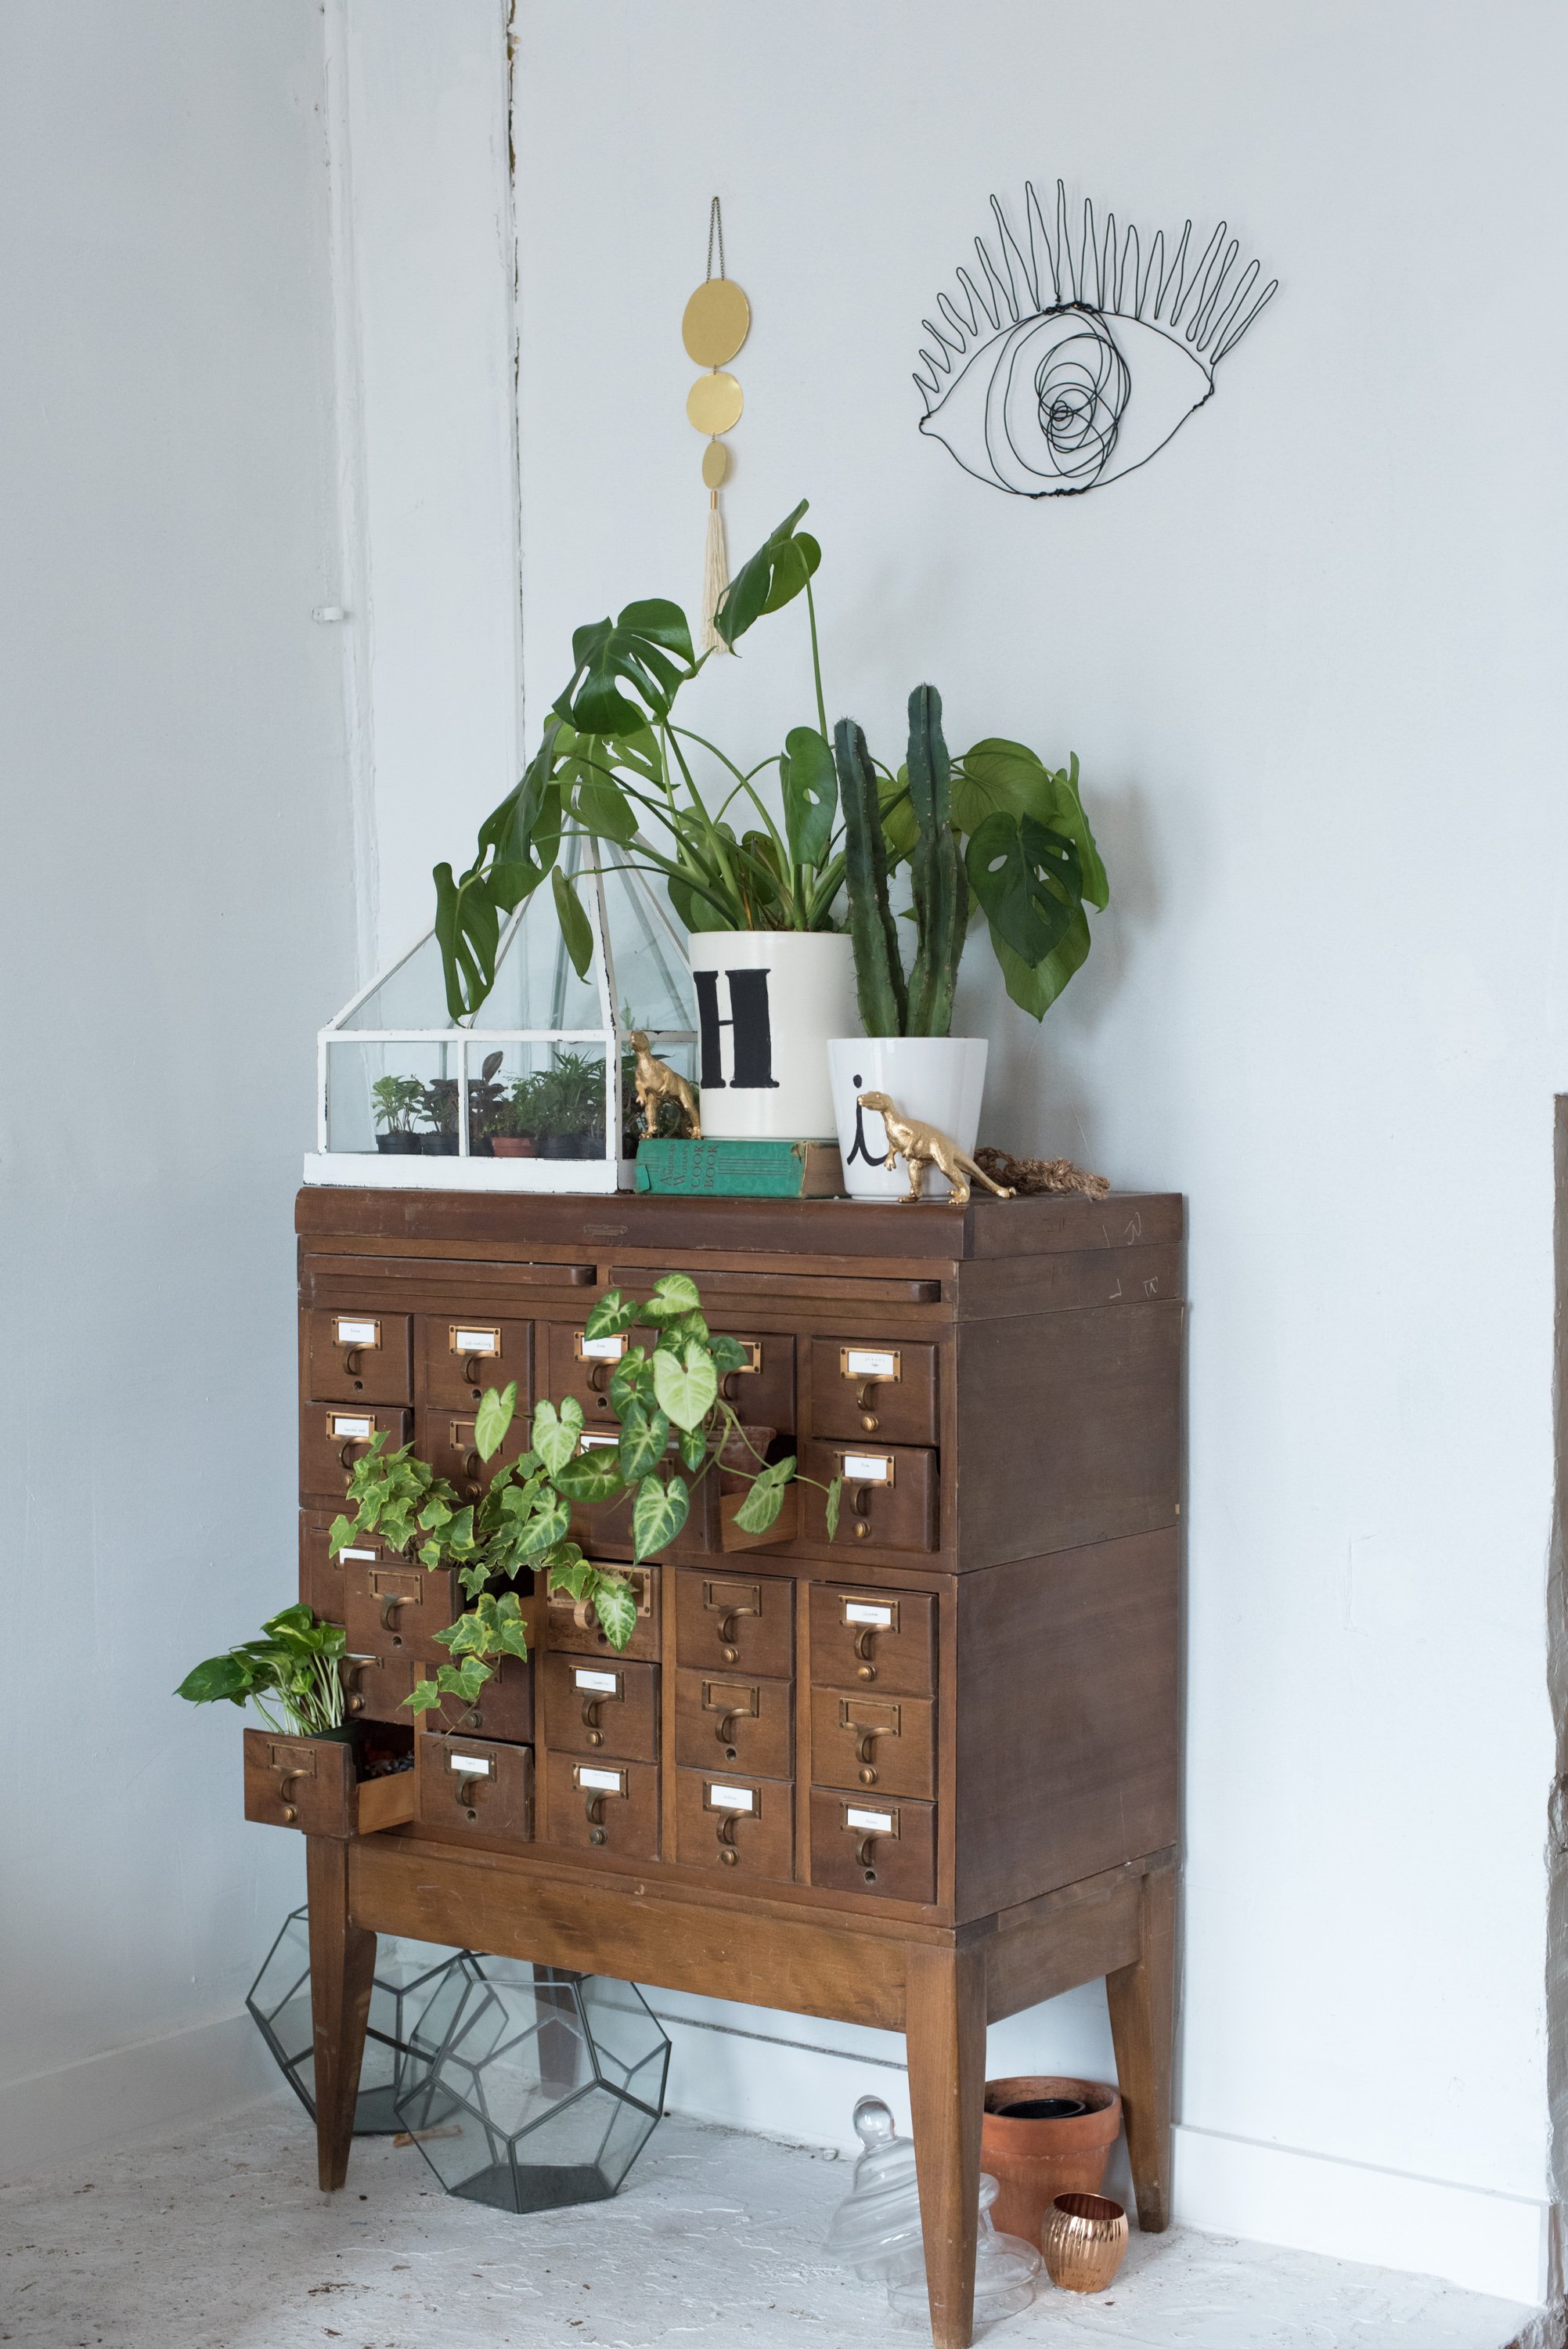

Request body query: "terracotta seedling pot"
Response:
[1041, 2192, 1128, 2293]
[980, 2076, 1121, 2246]
[491, 1135, 537, 1157]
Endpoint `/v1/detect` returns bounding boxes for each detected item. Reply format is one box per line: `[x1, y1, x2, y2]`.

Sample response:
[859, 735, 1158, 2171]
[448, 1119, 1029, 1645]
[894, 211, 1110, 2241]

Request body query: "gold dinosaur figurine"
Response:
[857, 1091, 1016, 1206]
[630, 1030, 701, 1140]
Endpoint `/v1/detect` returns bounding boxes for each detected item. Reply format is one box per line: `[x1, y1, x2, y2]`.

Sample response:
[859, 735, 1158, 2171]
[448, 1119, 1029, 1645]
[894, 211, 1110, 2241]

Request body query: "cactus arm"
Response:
[834, 718, 908, 1037]
[904, 684, 966, 1037]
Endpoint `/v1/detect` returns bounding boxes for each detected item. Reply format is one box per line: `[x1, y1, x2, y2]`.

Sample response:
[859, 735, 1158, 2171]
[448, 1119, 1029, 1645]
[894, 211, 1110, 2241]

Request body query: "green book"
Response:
[633, 1138, 845, 1198]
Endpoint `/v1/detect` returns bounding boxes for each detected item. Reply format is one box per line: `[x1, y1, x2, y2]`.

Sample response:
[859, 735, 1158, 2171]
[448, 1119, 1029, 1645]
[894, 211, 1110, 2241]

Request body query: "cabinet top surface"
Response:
[296, 1185, 1182, 1264]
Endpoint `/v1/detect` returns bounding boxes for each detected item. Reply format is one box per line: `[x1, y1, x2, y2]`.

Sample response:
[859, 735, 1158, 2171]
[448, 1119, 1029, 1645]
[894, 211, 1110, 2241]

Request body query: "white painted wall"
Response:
[504, 0, 1565, 2300]
[0, 3, 353, 2169]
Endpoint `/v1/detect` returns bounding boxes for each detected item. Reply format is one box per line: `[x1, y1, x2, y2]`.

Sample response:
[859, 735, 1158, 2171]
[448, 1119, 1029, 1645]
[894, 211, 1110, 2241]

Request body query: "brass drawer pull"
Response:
[454, 1772, 487, 1817]
[580, 1694, 606, 1747]
[275, 1765, 306, 1825]
[339, 1654, 374, 1715]
[378, 1592, 412, 1636]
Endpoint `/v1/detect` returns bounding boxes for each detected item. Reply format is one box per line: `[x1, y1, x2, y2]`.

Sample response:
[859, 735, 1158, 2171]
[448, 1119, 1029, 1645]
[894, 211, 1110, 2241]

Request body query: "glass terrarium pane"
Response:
[598, 849, 697, 1038]
[338, 929, 459, 1030]
[485, 886, 604, 1034]
[577, 1977, 666, 2087]
[326, 1039, 460, 1156]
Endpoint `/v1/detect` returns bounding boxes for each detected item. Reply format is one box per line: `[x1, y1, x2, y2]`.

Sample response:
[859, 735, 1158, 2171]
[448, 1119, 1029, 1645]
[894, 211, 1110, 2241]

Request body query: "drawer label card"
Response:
[449, 1752, 492, 1776]
[577, 1333, 626, 1361]
[846, 1806, 894, 1833]
[844, 1601, 895, 1628]
[842, 1453, 892, 1484]
[335, 1318, 379, 1347]
[330, 1415, 373, 1440]
[340, 1546, 378, 1564]
[577, 1765, 624, 1792]
[579, 1432, 618, 1452]
[844, 1348, 898, 1380]
[708, 1783, 755, 1811]
[574, 1668, 619, 1694]
[452, 1326, 500, 1355]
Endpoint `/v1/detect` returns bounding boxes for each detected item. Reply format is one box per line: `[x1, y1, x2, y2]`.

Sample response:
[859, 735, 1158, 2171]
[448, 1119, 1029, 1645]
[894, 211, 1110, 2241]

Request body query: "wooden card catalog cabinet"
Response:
[291, 1184, 1184, 2346]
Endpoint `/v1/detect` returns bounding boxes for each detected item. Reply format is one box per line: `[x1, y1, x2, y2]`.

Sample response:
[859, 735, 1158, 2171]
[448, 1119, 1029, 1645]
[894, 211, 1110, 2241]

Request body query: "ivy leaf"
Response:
[458, 1561, 492, 1598]
[436, 1657, 491, 1703]
[549, 1553, 594, 1603]
[532, 1397, 584, 1478]
[326, 1514, 355, 1557]
[780, 727, 837, 869]
[618, 1400, 670, 1481]
[473, 1382, 517, 1463]
[554, 599, 697, 736]
[586, 1288, 639, 1341]
[551, 1449, 626, 1504]
[551, 865, 595, 980]
[824, 1476, 844, 1542]
[491, 1591, 532, 1662]
[406, 1677, 445, 1715]
[633, 1474, 689, 1561]
[651, 1340, 718, 1431]
[588, 1571, 638, 1652]
[504, 1486, 571, 1559]
[730, 1456, 796, 1536]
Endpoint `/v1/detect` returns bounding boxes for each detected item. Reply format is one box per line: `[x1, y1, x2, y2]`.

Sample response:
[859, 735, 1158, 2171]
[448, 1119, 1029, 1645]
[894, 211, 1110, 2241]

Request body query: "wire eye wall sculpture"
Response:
[914, 180, 1278, 497]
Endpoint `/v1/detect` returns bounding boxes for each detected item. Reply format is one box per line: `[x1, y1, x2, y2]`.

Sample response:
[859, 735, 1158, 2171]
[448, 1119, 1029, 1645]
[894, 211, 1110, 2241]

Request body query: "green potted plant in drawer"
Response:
[328, 1272, 843, 1732]
[174, 1607, 413, 1836]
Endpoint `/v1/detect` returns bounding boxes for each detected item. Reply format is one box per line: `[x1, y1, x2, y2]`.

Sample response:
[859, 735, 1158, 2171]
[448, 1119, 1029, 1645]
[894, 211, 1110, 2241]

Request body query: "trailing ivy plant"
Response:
[175, 1606, 348, 1739]
[328, 1272, 842, 1727]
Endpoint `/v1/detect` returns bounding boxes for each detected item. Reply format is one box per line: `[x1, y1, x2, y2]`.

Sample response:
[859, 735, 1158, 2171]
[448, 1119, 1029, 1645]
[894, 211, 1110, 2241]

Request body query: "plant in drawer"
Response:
[176, 1604, 349, 1740]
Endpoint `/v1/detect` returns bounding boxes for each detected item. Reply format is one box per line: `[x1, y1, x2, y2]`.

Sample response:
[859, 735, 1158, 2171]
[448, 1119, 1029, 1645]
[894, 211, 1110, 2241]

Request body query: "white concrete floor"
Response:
[0, 2091, 1545, 2349]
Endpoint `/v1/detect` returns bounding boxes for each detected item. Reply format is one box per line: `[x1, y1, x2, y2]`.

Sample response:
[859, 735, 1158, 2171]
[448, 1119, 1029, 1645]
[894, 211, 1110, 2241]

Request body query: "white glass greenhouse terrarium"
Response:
[306, 847, 697, 1195]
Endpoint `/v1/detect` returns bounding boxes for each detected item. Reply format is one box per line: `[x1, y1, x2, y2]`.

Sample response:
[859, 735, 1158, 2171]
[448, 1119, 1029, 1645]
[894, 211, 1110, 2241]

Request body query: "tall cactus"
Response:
[834, 719, 908, 1037]
[903, 684, 967, 1037]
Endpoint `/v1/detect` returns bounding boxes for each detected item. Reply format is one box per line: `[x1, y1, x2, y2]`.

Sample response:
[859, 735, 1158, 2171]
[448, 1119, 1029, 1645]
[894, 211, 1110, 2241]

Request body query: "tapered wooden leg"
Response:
[905, 1940, 987, 2349]
[1105, 1856, 1177, 2230]
[306, 1835, 376, 2192]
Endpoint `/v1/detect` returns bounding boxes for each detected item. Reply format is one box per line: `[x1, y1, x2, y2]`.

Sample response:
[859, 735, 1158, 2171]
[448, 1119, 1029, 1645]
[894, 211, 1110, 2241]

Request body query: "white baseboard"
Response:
[1173, 2121, 1551, 2305]
[0, 2012, 278, 2186]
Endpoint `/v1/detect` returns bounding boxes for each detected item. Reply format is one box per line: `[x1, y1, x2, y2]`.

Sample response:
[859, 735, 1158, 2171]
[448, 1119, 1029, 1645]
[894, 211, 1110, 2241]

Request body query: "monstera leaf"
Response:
[780, 727, 837, 869]
[553, 601, 697, 736]
[965, 812, 1082, 965]
[714, 502, 821, 648]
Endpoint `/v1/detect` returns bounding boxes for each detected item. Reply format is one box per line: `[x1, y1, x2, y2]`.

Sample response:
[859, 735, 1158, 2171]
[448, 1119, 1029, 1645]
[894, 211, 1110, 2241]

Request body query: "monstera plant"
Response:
[327, 1271, 843, 1723]
[430, 500, 1105, 1029]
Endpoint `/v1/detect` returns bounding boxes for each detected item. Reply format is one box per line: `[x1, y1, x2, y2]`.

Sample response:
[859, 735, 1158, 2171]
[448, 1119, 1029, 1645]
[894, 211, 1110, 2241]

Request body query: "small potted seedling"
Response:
[372, 1074, 424, 1156]
[465, 1051, 506, 1157]
[536, 1050, 607, 1160]
[419, 1077, 460, 1155]
[492, 1072, 543, 1158]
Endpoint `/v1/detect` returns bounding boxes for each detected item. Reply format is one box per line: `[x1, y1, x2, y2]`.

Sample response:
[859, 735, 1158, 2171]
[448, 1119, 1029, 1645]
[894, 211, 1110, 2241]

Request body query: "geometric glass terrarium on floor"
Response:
[306, 840, 697, 1195]
[247, 1908, 475, 2134]
[393, 1959, 671, 2210]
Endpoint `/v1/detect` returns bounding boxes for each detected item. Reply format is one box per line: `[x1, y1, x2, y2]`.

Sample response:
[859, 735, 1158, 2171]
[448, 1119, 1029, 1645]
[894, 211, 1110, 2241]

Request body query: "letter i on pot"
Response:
[687, 933, 857, 1140]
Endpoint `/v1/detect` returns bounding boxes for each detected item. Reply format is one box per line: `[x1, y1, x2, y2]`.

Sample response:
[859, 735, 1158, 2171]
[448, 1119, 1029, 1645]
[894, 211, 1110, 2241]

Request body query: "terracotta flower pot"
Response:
[980, 2076, 1121, 2246]
[1041, 2192, 1128, 2293]
[491, 1135, 537, 1157]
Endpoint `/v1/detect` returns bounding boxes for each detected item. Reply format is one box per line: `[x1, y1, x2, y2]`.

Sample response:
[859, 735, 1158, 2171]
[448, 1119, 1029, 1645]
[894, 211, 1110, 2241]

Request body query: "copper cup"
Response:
[1040, 2192, 1129, 2293]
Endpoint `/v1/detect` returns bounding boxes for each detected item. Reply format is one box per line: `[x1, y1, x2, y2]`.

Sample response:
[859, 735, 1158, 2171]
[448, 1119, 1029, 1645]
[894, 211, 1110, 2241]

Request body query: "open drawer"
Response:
[242, 1727, 415, 1837]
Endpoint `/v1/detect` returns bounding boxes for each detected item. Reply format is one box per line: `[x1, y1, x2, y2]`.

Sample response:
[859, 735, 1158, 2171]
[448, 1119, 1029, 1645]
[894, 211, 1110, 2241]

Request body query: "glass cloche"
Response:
[305, 843, 696, 1194]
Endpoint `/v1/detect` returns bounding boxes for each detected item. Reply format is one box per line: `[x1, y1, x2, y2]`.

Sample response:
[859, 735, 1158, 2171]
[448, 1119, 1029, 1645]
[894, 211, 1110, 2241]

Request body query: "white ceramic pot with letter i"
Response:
[687, 931, 857, 1139]
[827, 1037, 989, 1200]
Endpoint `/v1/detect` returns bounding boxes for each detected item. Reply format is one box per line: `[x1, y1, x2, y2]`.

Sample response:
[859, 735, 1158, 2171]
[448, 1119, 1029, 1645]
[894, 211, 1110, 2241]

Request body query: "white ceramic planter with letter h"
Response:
[687, 932, 857, 1139]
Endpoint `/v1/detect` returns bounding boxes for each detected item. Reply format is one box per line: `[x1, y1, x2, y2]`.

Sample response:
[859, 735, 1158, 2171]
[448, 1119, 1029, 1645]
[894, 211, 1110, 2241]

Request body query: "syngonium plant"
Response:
[328, 1272, 844, 1723]
[430, 499, 1107, 1031]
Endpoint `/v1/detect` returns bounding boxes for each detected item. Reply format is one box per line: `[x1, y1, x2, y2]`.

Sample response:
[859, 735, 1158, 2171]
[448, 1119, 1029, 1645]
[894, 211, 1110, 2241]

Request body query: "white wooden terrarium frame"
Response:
[304, 846, 697, 1194]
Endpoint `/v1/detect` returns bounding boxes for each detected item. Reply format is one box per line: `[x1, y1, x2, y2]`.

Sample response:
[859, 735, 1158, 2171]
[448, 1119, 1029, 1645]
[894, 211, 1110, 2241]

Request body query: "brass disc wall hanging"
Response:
[684, 198, 749, 651]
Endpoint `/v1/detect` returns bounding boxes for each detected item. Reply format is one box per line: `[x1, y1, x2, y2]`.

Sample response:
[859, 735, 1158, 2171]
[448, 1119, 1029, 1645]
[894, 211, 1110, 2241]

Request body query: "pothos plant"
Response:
[328, 1272, 843, 1723]
[175, 1606, 348, 1738]
[431, 498, 1105, 1029]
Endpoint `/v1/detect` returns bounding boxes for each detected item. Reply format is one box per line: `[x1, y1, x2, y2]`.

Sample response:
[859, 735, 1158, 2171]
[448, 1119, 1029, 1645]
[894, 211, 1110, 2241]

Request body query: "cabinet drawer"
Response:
[416, 1654, 535, 1745]
[299, 1507, 384, 1622]
[416, 1733, 533, 1840]
[801, 1442, 938, 1553]
[343, 1559, 463, 1662]
[713, 1332, 795, 1429]
[542, 1652, 659, 1764]
[340, 1649, 420, 1726]
[675, 1769, 794, 1882]
[809, 1686, 935, 1799]
[809, 1338, 936, 1447]
[545, 1754, 660, 1860]
[243, 1729, 352, 1835]
[674, 1666, 793, 1777]
[419, 1315, 535, 1413]
[304, 1309, 413, 1405]
[546, 1321, 634, 1427]
[546, 1564, 660, 1662]
[809, 1789, 935, 1903]
[300, 1404, 411, 1500]
[674, 1567, 795, 1677]
[418, 1405, 532, 1502]
[809, 1586, 937, 1696]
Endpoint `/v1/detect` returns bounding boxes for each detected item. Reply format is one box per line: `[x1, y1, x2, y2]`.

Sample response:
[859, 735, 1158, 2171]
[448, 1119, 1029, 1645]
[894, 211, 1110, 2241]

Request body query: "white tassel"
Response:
[699, 489, 730, 653]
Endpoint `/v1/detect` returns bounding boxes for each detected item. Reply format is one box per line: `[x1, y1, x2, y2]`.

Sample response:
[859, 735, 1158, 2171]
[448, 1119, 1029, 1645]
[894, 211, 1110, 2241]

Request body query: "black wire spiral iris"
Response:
[1030, 320, 1130, 485]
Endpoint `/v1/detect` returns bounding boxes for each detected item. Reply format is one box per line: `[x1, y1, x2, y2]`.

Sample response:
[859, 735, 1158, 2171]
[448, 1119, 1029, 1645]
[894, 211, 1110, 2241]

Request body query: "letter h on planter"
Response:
[694, 969, 779, 1095]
